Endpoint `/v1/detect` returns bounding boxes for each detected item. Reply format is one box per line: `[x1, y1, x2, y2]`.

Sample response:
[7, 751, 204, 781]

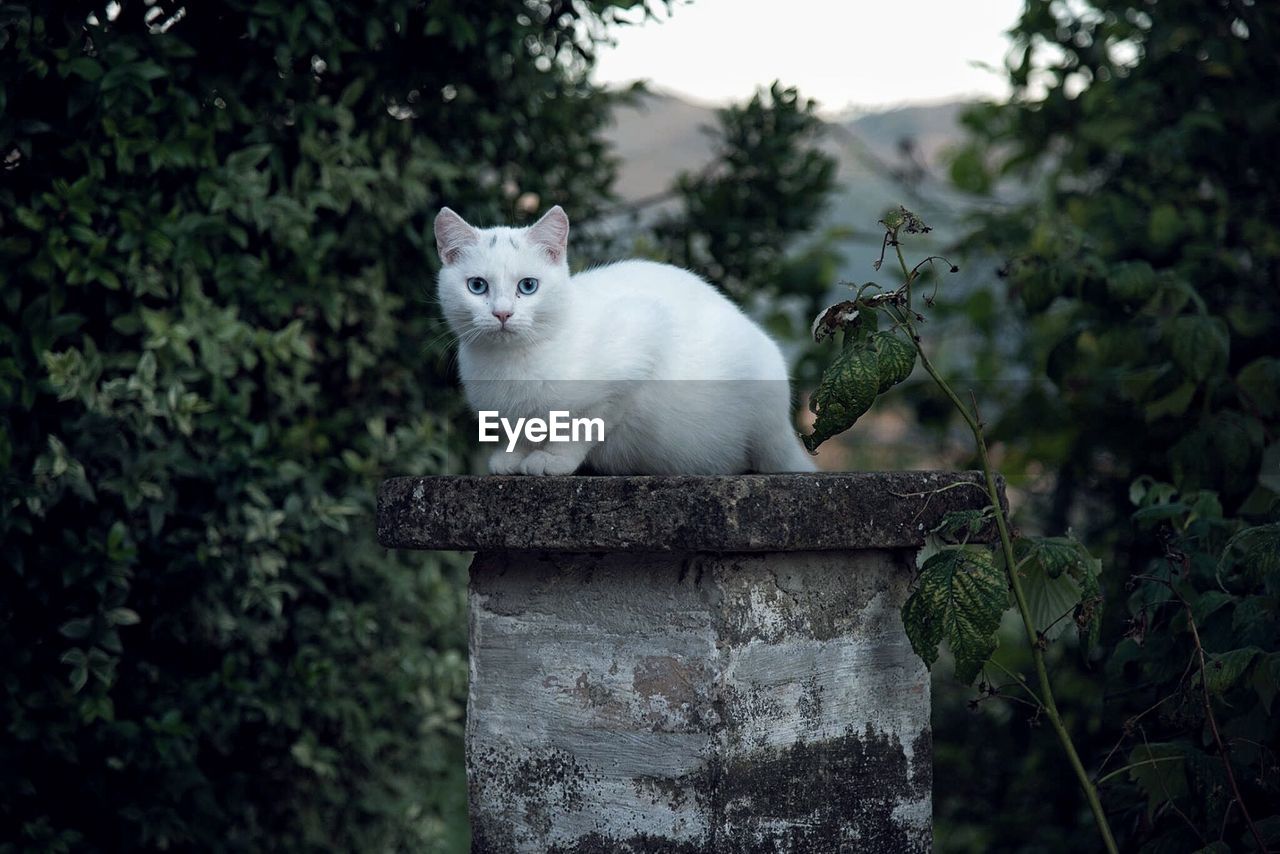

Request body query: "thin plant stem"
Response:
[1178, 592, 1269, 852]
[889, 233, 1121, 854]
[985, 656, 1044, 707]
[1095, 756, 1183, 786]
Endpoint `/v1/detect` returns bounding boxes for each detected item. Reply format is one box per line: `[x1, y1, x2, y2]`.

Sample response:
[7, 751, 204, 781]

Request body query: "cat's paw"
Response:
[488, 450, 526, 475]
[518, 450, 580, 476]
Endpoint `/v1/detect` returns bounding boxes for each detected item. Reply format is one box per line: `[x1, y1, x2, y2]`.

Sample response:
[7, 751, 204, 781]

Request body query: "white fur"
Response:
[434, 206, 814, 475]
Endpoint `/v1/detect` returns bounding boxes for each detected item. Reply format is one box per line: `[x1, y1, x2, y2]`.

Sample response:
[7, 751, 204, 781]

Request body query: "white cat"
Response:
[434, 205, 814, 475]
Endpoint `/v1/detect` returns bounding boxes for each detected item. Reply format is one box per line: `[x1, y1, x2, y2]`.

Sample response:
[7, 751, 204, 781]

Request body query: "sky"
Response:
[592, 0, 1026, 114]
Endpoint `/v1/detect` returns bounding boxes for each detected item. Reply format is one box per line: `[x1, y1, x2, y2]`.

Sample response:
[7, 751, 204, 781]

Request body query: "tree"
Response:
[0, 1, 659, 849]
[652, 81, 843, 363]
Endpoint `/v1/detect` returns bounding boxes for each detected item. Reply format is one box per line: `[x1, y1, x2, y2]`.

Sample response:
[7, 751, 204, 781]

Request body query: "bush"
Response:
[936, 1, 1280, 850]
[0, 1, 646, 849]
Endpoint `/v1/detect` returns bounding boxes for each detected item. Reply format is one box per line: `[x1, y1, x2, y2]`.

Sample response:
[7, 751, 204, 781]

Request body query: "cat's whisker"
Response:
[424, 324, 461, 353]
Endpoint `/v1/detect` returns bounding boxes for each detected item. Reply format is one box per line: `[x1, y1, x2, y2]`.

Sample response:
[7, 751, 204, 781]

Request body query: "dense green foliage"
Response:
[927, 1, 1280, 850]
[0, 1, 654, 849]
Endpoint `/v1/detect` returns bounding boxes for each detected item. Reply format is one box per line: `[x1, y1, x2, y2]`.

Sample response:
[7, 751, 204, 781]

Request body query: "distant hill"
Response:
[605, 90, 969, 201]
[603, 89, 977, 261]
[604, 91, 721, 203]
[838, 101, 969, 170]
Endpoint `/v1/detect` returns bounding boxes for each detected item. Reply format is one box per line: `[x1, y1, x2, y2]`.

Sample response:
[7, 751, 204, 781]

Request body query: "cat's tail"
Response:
[751, 430, 817, 473]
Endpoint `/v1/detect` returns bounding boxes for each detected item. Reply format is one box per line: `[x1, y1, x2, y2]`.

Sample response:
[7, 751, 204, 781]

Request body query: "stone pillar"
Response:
[378, 473, 1000, 854]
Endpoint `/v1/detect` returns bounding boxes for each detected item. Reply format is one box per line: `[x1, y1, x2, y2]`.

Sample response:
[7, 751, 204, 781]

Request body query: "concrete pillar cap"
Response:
[378, 472, 1004, 553]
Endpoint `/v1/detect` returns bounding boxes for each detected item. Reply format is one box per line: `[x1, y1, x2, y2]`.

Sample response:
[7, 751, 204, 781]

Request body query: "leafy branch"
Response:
[804, 207, 1119, 853]
[1117, 532, 1271, 852]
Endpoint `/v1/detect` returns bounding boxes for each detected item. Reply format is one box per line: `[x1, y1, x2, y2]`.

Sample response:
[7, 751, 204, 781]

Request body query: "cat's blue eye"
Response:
[517, 277, 539, 295]
[466, 277, 488, 295]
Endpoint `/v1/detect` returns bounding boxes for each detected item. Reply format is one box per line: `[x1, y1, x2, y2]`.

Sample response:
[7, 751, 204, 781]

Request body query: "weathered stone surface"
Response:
[378, 471, 1002, 553]
[466, 549, 931, 853]
[375, 471, 1006, 850]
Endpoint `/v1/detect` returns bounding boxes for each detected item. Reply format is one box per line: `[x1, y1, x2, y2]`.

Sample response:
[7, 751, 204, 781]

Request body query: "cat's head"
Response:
[434, 206, 571, 346]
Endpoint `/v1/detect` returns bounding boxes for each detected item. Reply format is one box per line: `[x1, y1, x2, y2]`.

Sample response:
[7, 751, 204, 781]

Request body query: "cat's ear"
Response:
[527, 205, 570, 263]
[435, 207, 478, 266]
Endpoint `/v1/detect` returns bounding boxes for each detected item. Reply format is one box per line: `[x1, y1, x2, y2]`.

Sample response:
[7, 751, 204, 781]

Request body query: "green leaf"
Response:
[933, 507, 994, 542]
[948, 145, 991, 194]
[60, 648, 89, 693]
[1022, 563, 1081, 641]
[15, 207, 45, 231]
[1107, 260, 1157, 302]
[1218, 523, 1280, 585]
[132, 61, 168, 82]
[106, 607, 140, 626]
[59, 617, 93, 639]
[1237, 357, 1280, 419]
[1147, 203, 1183, 248]
[1132, 500, 1190, 527]
[870, 330, 916, 392]
[1202, 647, 1262, 694]
[1172, 413, 1263, 494]
[1232, 596, 1275, 647]
[1015, 536, 1088, 579]
[803, 342, 879, 451]
[901, 547, 1007, 683]
[225, 144, 274, 173]
[1190, 590, 1234, 624]
[1144, 382, 1195, 422]
[339, 78, 367, 108]
[1129, 476, 1177, 507]
[61, 57, 104, 81]
[1015, 536, 1103, 646]
[1166, 314, 1229, 382]
[1250, 815, 1280, 851]
[69, 664, 88, 693]
[1251, 653, 1280, 714]
[1191, 843, 1231, 854]
[1125, 743, 1187, 818]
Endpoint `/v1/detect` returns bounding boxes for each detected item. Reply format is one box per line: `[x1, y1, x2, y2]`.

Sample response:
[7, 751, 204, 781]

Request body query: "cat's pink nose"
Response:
[492, 310, 512, 326]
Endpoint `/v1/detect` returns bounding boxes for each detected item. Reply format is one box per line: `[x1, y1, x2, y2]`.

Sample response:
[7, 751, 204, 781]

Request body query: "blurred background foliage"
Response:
[3, 0, 1278, 851]
[928, 1, 1280, 851]
[650, 83, 839, 306]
